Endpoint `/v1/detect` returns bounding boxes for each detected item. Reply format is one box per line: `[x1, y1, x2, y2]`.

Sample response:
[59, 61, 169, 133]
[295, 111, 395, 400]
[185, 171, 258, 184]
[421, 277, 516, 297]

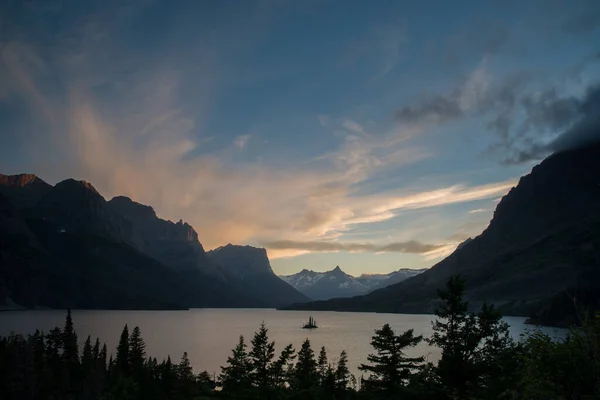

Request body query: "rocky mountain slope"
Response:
[207, 244, 310, 307]
[280, 266, 426, 300]
[0, 174, 306, 310]
[282, 141, 600, 326]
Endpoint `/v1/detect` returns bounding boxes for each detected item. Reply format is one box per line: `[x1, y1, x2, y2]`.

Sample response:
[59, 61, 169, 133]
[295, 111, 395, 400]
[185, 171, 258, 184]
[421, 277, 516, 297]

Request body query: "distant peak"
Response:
[333, 265, 342, 272]
[56, 178, 101, 196]
[0, 173, 48, 188]
[108, 196, 157, 219]
[111, 195, 133, 203]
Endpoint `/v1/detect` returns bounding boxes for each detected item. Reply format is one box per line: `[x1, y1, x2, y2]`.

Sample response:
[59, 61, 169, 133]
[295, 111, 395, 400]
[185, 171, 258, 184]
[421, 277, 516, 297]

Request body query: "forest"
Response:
[1, 276, 598, 400]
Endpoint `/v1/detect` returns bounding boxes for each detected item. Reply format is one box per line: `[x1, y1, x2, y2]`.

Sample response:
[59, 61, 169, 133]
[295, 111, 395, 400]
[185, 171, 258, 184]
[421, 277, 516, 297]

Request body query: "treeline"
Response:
[1, 276, 599, 399]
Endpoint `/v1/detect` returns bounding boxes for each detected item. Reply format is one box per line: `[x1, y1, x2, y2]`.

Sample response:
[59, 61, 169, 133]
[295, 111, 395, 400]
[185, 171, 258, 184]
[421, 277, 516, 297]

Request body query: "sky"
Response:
[0, 0, 599, 276]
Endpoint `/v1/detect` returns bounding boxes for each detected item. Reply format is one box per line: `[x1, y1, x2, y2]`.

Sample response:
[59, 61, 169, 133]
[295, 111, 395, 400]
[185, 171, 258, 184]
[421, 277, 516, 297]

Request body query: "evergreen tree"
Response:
[249, 322, 276, 390]
[81, 335, 93, 372]
[63, 308, 79, 390]
[317, 346, 329, 384]
[427, 275, 517, 399]
[99, 343, 108, 371]
[220, 335, 252, 393]
[116, 324, 130, 374]
[46, 327, 66, 395]
[270, 343, 296, 388]
[177, 352, 194, 381]
[32, 330, 47, 397]
[129, 326, 146, 374]
[92, 337, 100, 362]
[175, 352, 196, 399]
[293, 338, 318, 392]
[359, 324, 424, 395]
[335, 350, 351, 391]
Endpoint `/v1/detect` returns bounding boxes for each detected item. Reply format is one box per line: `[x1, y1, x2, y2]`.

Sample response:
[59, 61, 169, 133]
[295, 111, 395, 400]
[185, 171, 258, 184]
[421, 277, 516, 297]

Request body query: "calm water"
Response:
[0, 309, 566, 377]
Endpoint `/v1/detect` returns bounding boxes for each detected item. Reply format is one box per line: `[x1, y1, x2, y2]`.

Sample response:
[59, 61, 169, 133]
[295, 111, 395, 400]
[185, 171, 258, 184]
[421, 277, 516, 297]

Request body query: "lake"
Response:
[0, 309, 566, 378]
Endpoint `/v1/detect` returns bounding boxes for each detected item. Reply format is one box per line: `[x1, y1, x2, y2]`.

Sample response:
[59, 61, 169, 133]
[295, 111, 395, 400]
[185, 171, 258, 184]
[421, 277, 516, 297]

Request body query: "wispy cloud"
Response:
[263, 239, 443, 254]
[469, 208, 488, 214]
[234, 134, 251, 150]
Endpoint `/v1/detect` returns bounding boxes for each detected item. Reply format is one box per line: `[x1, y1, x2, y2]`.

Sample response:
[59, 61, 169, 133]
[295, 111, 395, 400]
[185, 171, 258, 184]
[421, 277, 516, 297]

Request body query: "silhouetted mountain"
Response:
[106, 196, 221, 277]
[32, 179, 135, 244]
[280, 266, 426, 300]
[0, 174, 51, 210]
[0, 176, 263, 309]
[207, 244, 310, 307]
[282, 141, 600, 326]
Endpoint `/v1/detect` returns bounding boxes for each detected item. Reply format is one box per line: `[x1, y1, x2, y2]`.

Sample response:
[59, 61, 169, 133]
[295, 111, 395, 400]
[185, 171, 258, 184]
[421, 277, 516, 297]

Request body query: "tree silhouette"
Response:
[116, 324, 130, 375]
[249, 322, 276, 391]
[294, 338, 318, 392]
[220, 335, 252, 393]
[359, 324, 424, 395]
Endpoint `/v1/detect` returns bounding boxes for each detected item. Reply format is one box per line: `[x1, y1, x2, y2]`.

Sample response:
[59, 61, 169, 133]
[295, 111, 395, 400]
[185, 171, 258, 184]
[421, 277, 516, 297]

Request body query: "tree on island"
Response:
[302, 316, 318, 329]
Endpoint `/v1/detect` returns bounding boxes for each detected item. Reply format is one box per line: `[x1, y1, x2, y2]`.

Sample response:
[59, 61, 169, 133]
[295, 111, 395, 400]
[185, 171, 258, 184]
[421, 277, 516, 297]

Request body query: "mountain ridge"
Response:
[279, 266, 426, 301]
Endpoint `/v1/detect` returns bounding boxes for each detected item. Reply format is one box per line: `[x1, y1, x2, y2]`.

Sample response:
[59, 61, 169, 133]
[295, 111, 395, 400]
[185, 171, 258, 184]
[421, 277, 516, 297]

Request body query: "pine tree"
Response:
[220, 335, 252, 393]
[335, 350, 351, 391]
[318, 346, 329, 384]
[99, 344, 108, 371]
[92, 338, 100, 362]
[175, 352, 196, 399]
[81, 335, 93, 372]
[427, 276, 516, 399]
[63, 309, 79, 389]
[177, 352, 194, 381]
[359, 324, 424, 395]
[129, 326, 146, 374]
[116, 324, 130, 374]
[270, 343, 296, 388]
[249, 322, 276, 390]
[32, 330, 47, 396]
[294, 338, 318, 391]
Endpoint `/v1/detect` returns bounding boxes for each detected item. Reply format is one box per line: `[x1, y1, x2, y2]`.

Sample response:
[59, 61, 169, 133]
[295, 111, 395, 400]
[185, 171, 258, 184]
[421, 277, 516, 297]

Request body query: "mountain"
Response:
[106, 196, 221, 277]
[207, 244, 309, 307]
[279, 266, 426, 300]
[0, 174, 52, 210]
[279, 266, 366, 300]
[356, 268, 429, 290]
[282, 141, 600, 326]
[0, 173, 294, 309]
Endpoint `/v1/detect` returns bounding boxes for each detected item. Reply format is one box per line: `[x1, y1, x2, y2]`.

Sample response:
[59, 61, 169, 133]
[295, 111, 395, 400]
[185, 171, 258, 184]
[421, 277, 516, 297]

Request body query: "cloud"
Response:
[234, 134, 251, 149]
[502, 84, 600, 164]
[469, 208, 488, 214]
[263, 239, 443, 254]
[395, 59, 489, 125]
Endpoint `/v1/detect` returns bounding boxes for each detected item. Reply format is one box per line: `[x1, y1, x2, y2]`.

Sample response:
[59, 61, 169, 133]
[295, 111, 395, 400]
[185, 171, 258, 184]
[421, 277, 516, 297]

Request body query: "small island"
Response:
[302, 316, 318, 329]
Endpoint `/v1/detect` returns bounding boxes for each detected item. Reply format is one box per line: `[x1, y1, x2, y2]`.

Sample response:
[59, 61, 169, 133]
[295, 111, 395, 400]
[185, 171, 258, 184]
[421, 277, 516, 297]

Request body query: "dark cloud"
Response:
[395, 94, 463, 125]
[519, 87, 582, 133]
[503, 84, 600, 164]
[264, 239, 443, 254]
